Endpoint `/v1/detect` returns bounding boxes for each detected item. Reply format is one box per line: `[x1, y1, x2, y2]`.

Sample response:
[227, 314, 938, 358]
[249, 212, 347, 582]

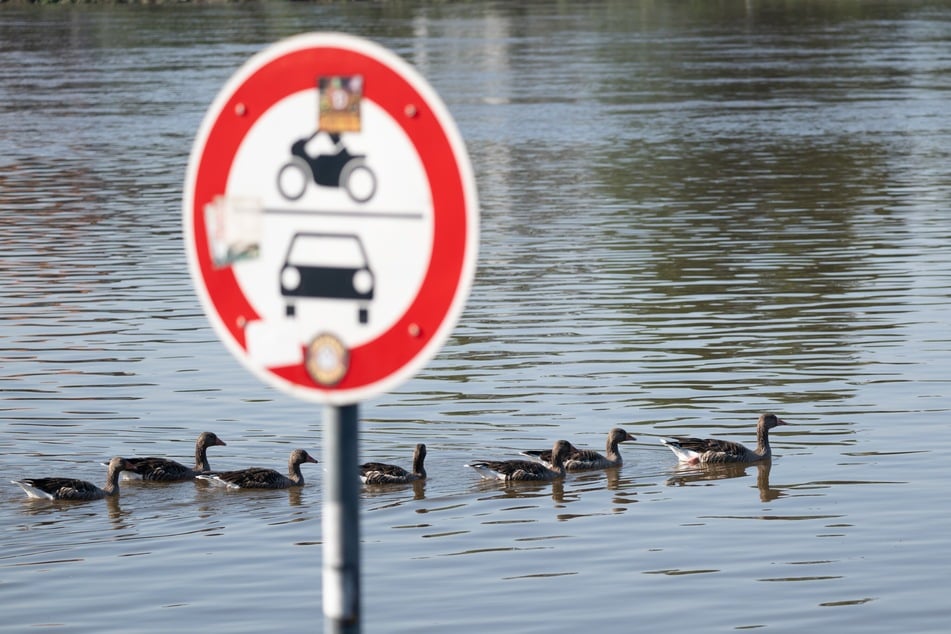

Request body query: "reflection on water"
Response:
[362, 479, 428, 502]
[13, 494, 127, 522]
[2, 1, 951, 633]
[471, 477, 567, 504]
[666, 460, 784, 503]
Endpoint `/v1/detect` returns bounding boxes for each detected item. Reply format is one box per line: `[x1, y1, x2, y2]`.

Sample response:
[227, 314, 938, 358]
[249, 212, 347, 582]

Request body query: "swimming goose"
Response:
[361, 443, 427, 485]
[125, 431, 227, 481]
[661, 413, 788, 464]
[467, 440, 572, 482]
[522, 427, 637, 471]
[196, 449, 318, 489]
[12, 456, 135, 501]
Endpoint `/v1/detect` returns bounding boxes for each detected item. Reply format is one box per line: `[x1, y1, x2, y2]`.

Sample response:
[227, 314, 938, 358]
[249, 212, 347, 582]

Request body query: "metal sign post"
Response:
[183, 33, 478, 634]
[322, 404, 361, 633]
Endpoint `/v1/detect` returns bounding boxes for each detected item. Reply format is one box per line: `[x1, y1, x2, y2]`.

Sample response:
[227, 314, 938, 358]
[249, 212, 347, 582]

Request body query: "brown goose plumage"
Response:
[661, 413, 788, 464]
[522, 427, 637, 471]
[361, 443, 427, 484]
[12, 456, 135, 501]
[196, 449, 318, 489]
[467, 440, 572, 482]
[126, 431, 227, 481]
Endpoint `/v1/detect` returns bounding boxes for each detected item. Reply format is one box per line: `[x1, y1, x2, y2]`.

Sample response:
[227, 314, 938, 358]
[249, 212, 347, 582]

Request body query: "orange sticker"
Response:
[318, 75, 363, 133]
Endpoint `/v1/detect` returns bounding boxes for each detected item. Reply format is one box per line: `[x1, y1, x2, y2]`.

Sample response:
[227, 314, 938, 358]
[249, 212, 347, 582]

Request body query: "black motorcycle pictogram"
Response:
[276, 131, 377, 203]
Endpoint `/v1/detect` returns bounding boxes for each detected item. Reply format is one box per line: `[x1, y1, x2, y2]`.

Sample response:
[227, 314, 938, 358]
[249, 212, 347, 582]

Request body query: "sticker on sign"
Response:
[183, 33, 479, 405]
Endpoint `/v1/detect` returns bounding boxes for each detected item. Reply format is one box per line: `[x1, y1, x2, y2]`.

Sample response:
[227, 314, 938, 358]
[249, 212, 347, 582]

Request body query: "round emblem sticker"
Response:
[306, 333, 350, 386]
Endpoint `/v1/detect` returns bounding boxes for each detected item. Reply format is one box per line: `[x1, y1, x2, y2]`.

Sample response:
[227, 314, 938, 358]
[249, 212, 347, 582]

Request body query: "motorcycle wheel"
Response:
[277, 158, 310, 201]
[341, 160, 377, 203]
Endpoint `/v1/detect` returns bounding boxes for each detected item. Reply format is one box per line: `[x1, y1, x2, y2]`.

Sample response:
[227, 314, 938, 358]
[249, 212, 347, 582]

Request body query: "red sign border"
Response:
[184, 34, 478, 404]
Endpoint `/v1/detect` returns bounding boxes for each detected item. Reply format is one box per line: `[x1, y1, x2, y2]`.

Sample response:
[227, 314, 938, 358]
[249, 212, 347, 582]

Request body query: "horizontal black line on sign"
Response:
[264, 207, 425, 221]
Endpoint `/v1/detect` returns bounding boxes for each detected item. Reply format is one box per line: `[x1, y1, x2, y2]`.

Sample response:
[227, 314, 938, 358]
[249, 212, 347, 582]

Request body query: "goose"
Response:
[125, 431, 227, 481]
[196, 449, 318, 489]
[522, 427, 637, 471]
[12, 456, 135, 501]
[467, 440, 572, 482]
[361, 443, 427, 485]
[660, 413, 788, 464]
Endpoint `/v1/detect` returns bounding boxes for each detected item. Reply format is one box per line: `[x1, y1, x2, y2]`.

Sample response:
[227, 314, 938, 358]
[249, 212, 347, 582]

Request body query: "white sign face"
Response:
[183, 33, 479, 405]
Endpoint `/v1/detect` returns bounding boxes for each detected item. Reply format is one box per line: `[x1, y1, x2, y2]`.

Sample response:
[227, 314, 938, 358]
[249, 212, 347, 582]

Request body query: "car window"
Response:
[287, 235, 367, 268]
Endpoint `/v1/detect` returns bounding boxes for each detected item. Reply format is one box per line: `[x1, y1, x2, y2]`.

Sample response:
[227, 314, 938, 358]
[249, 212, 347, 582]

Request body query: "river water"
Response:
[2, 2, 950, 632]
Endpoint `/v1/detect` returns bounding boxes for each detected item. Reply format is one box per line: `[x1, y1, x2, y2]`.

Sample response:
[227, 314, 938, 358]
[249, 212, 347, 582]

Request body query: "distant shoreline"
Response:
[1, 0, 263, 5]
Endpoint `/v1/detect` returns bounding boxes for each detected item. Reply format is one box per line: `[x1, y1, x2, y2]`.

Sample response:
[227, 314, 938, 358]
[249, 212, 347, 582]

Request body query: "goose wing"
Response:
[127, 457, 194, 481]
[468, 459, 557, 481]
[521, 446, 603, 470]
[662, 436, 750, 462]
[360, 462, 411, 484]
[202, 467, 290, 489]
[672, 437, 747, 456]
[14, 477, 103, 500]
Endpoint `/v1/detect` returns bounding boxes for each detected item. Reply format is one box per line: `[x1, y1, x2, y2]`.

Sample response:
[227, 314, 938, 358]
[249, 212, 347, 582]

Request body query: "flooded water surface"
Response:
[2, 2, 951, 632]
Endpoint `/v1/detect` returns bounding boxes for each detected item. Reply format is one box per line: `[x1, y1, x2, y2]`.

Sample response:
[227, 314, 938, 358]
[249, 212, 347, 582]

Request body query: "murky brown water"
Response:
[2, 2, 951, 632]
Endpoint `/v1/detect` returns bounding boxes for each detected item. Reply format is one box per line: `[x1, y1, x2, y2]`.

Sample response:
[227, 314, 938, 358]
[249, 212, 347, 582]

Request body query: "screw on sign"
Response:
[183, 33, 479, 406]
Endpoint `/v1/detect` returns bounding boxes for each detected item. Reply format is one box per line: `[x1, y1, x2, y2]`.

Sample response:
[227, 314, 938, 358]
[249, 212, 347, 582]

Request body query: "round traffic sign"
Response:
[183, 33, 479, 404]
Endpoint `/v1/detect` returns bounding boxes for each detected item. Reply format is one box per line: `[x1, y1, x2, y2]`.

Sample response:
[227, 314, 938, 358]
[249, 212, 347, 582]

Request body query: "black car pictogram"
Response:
[280, 232, 374, 324]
